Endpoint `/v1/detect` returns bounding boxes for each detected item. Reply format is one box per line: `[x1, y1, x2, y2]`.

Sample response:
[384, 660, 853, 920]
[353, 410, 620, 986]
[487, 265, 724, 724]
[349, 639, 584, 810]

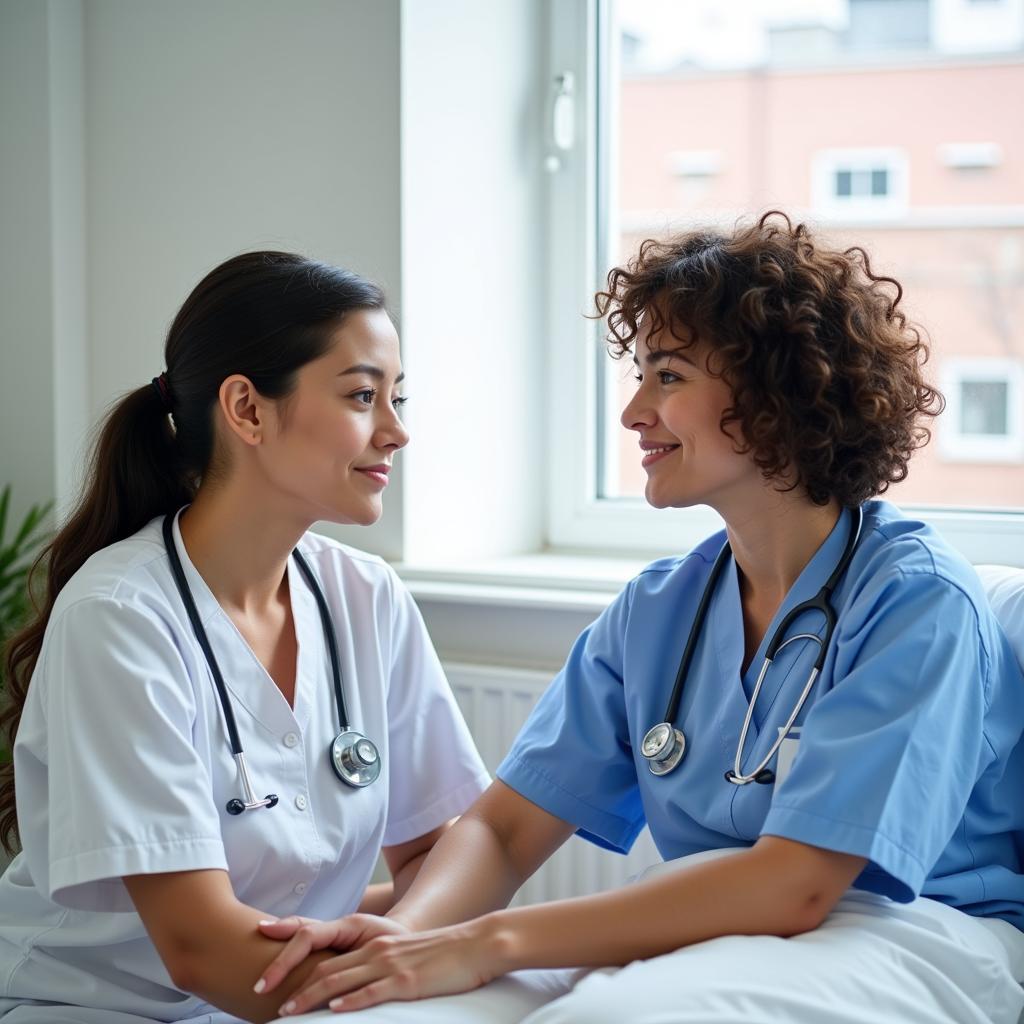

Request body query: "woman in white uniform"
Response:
[254, 215, 1024, 1024]
[0, 252, 490, 1022]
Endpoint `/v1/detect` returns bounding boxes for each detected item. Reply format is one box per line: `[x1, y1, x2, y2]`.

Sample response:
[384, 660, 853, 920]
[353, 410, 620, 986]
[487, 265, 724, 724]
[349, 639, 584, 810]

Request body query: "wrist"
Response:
[384, 905, 420, 932]
[475, 910, 521, 975]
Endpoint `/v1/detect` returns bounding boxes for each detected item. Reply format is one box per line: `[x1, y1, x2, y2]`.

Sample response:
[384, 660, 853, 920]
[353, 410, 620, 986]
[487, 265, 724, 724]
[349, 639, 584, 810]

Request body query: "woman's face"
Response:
[620, 316, 760, 514]
[255, 308, 409, 526]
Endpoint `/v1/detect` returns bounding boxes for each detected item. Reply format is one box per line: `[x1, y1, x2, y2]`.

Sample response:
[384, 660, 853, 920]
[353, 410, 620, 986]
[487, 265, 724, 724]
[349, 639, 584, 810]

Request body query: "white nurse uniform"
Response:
[0, 511, 489, 1021]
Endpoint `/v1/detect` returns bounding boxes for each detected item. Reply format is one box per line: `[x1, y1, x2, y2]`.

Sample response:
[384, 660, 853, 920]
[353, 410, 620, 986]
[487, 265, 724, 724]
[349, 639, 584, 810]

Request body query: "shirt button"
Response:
[293, 882, 307, 895]
[295, 794, 308, 811]
[284, 732, 299, 748]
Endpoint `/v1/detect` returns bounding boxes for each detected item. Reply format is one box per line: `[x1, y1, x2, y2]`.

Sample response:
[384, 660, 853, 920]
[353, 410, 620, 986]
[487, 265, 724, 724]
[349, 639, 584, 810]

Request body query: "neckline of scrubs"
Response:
[168, 509, 319, 733]
[711, 508, 855, 754]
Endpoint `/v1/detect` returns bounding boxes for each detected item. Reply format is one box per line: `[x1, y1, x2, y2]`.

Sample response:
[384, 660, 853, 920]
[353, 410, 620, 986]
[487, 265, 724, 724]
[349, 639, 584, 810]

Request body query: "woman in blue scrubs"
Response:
[257, 213, 1024, 1024]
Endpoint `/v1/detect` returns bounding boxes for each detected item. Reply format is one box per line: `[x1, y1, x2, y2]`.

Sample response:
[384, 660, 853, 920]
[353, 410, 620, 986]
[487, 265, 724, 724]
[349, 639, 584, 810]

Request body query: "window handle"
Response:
[546, 71, 576, 173]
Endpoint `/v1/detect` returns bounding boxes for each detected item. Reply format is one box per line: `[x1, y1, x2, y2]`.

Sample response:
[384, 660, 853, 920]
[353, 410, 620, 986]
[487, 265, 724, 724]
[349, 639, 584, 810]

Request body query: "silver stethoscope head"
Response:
[641, 722, 687, 776]
[331, 730, 382, 788]
[226, 752, 280, 815]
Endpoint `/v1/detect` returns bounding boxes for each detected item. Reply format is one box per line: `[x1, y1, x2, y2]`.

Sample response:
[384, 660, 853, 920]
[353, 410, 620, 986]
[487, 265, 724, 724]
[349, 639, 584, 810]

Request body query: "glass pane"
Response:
[851, 168, 872, 196]
[960, 380, 1009, 436]
[848, 0, 930, 51]
[601, 0, 1024, 510]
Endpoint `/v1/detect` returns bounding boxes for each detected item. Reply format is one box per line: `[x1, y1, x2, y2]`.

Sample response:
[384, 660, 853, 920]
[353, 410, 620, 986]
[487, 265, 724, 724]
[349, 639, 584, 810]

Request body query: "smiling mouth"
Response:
[641, 445, 679, 468]
[355, 465, 390, 486]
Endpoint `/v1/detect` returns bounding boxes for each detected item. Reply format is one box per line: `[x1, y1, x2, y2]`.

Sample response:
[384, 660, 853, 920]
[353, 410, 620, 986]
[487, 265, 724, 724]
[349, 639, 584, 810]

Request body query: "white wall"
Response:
[2, 0, 547, 566]
[1, 0, 403, 551]
[0, 0, 88, 526]
[83, 0, 405, 555]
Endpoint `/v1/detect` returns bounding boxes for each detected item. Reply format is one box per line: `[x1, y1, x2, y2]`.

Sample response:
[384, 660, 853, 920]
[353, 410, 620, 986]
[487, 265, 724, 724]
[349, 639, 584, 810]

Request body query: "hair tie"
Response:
[150, 373, 173, 412]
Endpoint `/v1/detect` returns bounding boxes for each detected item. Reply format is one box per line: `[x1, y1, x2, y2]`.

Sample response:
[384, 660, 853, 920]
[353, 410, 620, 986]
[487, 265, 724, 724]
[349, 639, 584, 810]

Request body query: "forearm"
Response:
[482, 843, 856, 972]
[357, 882, 395, 916]
[387, 814, 525, 931]
[126, 870, 337, 1023]
[357, 847, 431, 916]
[173, 900, 336, 1022]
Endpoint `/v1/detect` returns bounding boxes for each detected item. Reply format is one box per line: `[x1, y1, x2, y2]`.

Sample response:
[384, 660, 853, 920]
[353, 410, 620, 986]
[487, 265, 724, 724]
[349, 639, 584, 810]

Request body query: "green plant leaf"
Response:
[0, 566, 29, 592]
[12, 500, 52, 550]
[0, 490, 53, 676]
[0, 485, 10, 547]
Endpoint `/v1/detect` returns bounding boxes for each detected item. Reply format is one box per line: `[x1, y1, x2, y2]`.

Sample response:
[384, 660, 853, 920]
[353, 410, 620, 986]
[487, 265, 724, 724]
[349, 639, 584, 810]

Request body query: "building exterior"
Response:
[612, 0, 1024, 508]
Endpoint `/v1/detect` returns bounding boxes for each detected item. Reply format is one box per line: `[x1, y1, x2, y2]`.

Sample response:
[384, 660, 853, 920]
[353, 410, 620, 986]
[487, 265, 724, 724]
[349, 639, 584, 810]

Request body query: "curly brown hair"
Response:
[594, 211, 943, 507]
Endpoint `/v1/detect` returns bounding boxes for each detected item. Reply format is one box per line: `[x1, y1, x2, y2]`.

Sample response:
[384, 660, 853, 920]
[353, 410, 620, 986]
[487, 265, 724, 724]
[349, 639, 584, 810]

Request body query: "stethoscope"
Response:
[641, 506, 864, 786]
[162, 513, 381, 815]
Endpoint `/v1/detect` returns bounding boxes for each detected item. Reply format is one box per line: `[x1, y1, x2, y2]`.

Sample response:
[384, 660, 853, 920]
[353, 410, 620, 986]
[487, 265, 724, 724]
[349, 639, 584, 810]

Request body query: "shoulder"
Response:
[630, 530, 727, 601]
[35, 524, 199, 706]
[294, 528, 401, 604]
[49, 517, 179, 628]
[843, 501, 1000, 675]
[855, 501, 987, 608]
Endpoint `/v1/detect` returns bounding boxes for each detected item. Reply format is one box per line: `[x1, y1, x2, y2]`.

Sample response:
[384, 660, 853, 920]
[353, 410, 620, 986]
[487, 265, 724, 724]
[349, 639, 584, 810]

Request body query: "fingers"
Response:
[277, 960, 379, 1017]
[255, 918, 342, 995]
[257, 916, 306, 937]
[331, 978, 406, 1014]
[275, 928, 487, 1016]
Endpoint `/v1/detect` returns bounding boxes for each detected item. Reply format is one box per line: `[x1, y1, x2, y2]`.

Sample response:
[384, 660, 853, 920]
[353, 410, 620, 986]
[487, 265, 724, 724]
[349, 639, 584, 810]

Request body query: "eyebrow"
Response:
[632, 349, 698, 368]
[338, 363, 405, 384]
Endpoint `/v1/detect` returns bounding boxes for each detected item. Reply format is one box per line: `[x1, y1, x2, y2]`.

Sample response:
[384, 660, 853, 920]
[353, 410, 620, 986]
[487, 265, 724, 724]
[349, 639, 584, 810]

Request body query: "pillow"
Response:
[975, 564, 1024, 674]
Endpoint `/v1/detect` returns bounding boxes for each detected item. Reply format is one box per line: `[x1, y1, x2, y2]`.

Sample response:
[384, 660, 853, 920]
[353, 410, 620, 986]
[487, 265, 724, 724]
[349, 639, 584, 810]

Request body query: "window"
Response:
[811, 148, 909, 220]
[940, 359, 1024, 463]
[546, 0, 1024, 563]
[847, 0, 930, 51]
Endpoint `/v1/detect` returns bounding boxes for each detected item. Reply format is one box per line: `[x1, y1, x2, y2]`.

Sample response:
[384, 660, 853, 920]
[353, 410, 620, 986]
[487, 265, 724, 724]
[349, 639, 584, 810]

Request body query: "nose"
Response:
[621, 385, 656, 432]
[375, 403, 410, 451]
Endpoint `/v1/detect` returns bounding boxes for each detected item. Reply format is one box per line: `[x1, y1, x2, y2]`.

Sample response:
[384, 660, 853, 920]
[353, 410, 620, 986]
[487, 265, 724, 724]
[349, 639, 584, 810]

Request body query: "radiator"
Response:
[446, 662, 661, 907]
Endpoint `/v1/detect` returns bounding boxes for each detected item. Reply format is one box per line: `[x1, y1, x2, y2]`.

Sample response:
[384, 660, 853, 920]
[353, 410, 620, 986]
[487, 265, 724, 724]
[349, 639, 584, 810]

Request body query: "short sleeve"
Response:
[382, 574, 490, 846]
[496, 583, 644, 854]
[761, 569, 991, 902]
[20, 598, 228, 911]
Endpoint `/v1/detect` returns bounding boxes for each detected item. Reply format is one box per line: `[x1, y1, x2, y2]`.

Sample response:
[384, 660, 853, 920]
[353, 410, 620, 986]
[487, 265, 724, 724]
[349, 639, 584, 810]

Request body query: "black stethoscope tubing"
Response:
[161, 513, 380, 814]
[644, 505, 864, 784]
[162, 513, 249, 757]
[292, 547, 350, 732]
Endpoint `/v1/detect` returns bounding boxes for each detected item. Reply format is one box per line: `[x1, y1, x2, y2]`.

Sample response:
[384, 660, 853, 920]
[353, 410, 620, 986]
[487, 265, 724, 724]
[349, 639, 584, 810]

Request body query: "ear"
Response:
[217, 375, 265, 447]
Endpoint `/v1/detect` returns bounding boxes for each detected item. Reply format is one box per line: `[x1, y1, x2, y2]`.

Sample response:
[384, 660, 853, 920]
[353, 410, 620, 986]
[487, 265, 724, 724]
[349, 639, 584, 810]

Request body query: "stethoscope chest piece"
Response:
[331, 730, 381, 787]
[642, 722, 686, 776]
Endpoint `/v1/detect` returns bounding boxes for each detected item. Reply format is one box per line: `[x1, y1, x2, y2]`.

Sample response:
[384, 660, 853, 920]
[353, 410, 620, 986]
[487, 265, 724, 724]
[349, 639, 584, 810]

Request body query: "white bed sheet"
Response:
[281, 850, 1024, 1024]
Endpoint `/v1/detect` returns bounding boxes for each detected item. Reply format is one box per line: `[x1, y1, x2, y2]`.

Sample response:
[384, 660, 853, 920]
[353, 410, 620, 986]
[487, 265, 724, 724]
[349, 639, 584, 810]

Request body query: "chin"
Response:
[644, 484, 675, 509]
[645, 485, 701, 511]
[348, 505, 383, 527]
[319, 499, 383, 528]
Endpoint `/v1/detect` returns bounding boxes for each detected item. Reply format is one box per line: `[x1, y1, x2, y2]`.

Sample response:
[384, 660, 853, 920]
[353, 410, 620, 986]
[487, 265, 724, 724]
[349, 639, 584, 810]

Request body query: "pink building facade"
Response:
[613, 56, 1024, 509]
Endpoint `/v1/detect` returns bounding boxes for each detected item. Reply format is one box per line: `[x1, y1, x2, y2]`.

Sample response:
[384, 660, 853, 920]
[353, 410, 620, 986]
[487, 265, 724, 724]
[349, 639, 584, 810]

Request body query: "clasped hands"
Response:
[254, 911, 507, 1017]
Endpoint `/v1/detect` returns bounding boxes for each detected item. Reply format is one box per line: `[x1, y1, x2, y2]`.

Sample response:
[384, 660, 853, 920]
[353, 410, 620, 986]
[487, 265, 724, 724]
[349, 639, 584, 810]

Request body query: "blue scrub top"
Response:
[497, 501, 1024, 928]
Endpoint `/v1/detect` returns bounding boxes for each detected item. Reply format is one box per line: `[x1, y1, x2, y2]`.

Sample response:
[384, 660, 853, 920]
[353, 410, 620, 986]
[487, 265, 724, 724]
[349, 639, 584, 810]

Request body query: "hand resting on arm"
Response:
[255, 781, 866, 1016]
[125, 821, 450, 1022]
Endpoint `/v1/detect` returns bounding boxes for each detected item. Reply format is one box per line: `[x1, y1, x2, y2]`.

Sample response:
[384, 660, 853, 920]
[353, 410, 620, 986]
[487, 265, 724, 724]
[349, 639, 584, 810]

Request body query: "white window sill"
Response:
[396, 507, 1024, 617]
[394, 551, 650, 613]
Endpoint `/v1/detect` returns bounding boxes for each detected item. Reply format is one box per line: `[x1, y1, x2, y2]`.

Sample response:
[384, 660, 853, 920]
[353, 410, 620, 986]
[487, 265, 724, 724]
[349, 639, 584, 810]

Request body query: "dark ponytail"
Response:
[0, 251, 384, 852]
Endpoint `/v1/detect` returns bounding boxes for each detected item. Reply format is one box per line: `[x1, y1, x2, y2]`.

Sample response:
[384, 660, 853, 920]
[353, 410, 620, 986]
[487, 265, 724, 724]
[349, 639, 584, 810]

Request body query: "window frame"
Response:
[811, 147, 910, 221]
[545, 0, 1024, 567]
[940, 357, 1024, 463]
